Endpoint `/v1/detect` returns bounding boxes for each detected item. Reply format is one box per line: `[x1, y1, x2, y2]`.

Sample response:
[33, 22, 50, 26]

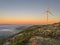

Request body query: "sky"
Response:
[0, 0, 60, 24]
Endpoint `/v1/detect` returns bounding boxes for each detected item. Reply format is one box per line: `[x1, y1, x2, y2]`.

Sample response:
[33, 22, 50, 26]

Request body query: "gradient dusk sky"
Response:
[0, 0, 60, 24]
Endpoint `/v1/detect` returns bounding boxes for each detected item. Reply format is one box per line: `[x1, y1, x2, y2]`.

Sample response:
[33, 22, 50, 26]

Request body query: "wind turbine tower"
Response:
[46, 7, 49, 24]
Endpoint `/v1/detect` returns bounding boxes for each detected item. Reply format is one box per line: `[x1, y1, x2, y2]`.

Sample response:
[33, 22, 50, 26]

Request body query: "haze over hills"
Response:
[0, 22, 60, 45]
[0, 24, 32, 41]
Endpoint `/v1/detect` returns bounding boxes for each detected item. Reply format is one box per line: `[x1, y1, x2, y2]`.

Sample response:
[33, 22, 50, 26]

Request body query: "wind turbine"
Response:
[46, 6, 54, 24]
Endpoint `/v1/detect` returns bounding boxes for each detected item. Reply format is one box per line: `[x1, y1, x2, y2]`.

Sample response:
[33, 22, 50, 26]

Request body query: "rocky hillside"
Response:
[0, 22, 60, 45]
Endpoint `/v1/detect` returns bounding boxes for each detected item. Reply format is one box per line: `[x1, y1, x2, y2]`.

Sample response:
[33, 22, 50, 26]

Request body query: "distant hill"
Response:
[0, 31, 14, 41]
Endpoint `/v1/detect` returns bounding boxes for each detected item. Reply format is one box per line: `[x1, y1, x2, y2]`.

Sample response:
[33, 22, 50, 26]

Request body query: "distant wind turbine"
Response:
[46, 6, 54, 24]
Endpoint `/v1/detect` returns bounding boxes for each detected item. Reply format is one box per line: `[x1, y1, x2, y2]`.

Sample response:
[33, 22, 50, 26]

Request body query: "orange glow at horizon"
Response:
[0, 18, 60, 24]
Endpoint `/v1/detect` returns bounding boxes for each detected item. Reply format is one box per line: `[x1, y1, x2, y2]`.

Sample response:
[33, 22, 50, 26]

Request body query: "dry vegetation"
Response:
[0, 22, 60, 45]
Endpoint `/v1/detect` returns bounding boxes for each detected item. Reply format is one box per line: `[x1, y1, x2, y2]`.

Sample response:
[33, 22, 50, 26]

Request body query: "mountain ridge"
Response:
[0, 22, 60, 45]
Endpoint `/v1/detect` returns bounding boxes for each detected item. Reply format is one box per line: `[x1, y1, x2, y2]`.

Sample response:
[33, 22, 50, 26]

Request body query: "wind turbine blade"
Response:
[48, 11, 55, 16]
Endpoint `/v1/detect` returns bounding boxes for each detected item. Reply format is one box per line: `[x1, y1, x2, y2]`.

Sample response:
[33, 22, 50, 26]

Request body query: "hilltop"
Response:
[0, 22, 60, 45]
